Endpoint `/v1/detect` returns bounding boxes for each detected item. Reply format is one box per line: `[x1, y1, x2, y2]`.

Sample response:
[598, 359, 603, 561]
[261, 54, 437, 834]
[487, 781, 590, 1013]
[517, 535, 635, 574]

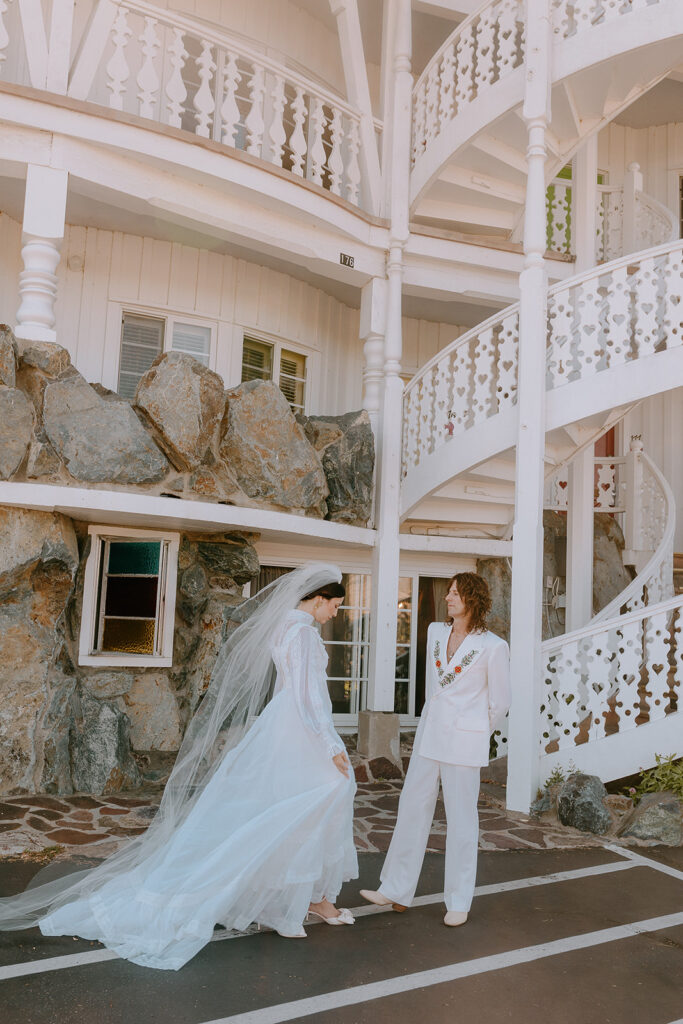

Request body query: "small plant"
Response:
[544, 766, 566, 788]
[629, 753, 683, 803]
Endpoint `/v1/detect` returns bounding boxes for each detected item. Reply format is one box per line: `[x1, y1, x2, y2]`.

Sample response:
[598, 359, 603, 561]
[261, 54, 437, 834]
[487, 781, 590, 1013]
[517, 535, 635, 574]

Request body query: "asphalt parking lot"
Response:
[1, 845, 683, 1024]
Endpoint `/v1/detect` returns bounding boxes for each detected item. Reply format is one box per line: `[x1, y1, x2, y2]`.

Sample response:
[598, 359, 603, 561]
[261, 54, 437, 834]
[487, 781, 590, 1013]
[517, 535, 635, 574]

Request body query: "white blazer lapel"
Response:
[433, 630, 488, 692]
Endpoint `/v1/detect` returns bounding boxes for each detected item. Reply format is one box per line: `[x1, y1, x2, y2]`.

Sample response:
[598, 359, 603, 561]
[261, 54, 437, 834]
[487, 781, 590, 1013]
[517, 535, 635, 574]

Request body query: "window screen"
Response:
[118, 314, 164, 399]
[172, 322, 211, 364]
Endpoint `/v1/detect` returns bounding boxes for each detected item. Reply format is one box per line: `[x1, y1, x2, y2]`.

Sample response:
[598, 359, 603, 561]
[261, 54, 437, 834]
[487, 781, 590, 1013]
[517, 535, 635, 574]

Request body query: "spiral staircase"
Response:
[403, 0, 683, 786]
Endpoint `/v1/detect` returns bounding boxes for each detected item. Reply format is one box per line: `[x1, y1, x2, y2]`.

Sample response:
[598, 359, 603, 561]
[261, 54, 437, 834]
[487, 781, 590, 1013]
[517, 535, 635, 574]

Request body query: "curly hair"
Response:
[444, 572, 491, 633]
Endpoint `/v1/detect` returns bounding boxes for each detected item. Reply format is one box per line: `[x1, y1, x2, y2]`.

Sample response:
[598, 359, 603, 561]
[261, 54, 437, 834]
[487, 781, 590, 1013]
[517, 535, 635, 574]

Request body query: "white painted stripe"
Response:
[203, 912, 683, 1024]
[0, 858, 637, 981]
[352, 859, 636, 918]
[605, 843, 683, 883]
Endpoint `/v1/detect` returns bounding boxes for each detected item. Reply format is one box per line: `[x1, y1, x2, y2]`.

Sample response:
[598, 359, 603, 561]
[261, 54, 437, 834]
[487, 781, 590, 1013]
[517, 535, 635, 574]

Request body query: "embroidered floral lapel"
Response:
[433, 630, 487, 690]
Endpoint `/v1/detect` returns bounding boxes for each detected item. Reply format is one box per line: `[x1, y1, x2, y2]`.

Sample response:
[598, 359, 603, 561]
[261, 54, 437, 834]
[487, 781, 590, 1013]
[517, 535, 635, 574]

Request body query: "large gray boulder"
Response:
[70, 690, 141, 794]
[619, 792, 683, 845]
[301, 410, 375, 526]
[135, 352, 226, 472]
[0, 507, 79, 794]
[557, 772, 611, 834]
[0, 386, 34, 478]
[0, 324, 16, 386]
[219, 380, 328, 515]
[121, 673, 182, 751]
[17, 339, 72, 377]
[43, 374, 169, 484]
[593, 513, 633, 614]
[196, 536, 260, 588]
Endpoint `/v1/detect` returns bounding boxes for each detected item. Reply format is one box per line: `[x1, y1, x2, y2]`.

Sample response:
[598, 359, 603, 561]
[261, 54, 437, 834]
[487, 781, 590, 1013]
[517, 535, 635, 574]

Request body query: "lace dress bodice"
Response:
[270, 609, 345, 758]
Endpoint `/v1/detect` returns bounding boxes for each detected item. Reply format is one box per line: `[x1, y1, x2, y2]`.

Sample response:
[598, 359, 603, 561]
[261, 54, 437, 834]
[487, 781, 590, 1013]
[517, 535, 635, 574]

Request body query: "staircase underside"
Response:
[411, 25, 683, 239]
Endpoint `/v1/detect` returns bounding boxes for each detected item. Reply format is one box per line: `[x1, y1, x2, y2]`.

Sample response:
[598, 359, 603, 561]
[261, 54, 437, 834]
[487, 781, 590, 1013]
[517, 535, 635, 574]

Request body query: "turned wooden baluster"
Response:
[245, 63, 265, 155]
[308, 97, 327, 186]
[268, 73, 287, 167]
[137, 16, 160, 120]
[220, 50, 241, 146]
[106, 7, 132, 111]
[327, 108, 344, 196]
[289, 87, 307, 176]
[165, 27, 187, 128]
[345, 118, 361, 205]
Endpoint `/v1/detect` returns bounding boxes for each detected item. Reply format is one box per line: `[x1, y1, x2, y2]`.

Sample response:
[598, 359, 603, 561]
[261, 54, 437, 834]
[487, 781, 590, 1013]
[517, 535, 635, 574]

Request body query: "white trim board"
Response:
[0, 483, 376, 549]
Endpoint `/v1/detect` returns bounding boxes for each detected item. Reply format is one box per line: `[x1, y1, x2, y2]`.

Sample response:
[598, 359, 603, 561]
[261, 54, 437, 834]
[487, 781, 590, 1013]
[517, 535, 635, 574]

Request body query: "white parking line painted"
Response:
[203, 912, 683, 1024]
[0, 857, 643, 982]
[605, 843, 683, 883]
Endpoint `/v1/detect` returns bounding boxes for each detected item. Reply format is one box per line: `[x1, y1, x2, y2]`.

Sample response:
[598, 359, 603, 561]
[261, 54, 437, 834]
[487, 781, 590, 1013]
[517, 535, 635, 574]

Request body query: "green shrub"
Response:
[628, 754, 683, 803]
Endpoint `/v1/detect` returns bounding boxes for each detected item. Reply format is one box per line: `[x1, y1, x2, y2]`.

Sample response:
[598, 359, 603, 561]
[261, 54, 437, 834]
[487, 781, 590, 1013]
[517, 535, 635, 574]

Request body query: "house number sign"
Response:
[339, 253, 355, 268]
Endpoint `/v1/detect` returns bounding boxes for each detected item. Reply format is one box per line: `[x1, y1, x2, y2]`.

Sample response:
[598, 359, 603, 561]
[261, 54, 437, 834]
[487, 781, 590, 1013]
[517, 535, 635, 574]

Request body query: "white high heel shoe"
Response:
[276, 927, 307, 938]
[307, 907, 355, 926]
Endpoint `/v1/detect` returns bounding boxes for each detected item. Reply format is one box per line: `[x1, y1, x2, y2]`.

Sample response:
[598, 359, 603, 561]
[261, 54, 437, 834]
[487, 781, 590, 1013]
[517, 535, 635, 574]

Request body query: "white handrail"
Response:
[542, 590, 683, 656]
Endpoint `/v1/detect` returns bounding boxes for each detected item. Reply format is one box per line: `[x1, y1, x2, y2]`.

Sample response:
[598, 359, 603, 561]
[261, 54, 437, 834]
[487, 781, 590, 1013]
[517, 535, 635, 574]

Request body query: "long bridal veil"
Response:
[0, 561, 343, 931]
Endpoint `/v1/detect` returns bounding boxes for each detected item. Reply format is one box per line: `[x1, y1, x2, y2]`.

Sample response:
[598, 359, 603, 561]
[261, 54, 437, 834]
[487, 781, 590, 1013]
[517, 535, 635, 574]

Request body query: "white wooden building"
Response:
[1, 0, 683, 811]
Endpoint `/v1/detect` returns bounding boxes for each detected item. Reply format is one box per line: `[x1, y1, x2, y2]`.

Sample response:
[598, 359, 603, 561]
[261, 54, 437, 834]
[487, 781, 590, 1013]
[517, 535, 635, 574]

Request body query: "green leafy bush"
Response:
[628, 754, 683, 803]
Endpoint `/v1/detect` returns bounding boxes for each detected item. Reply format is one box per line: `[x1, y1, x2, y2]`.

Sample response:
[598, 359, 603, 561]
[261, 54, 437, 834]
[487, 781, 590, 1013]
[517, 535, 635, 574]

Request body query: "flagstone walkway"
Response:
[0, 779, 603, 862]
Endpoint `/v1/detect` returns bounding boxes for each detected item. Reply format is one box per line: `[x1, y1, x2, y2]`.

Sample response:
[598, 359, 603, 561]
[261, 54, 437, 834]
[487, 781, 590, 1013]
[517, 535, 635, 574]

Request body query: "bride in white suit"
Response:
[361, 572, 510, 927]
[0, 563, 357, 968]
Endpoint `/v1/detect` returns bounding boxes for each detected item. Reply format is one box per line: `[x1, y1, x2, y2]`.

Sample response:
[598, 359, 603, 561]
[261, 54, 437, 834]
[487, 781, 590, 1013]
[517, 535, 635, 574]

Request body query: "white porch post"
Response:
[622, 162, 643, 256]
[360, 277, 387, 440]
[15, 164, 68, 344]
[359, 0, 411, 763]
[564, 136, 598, 631]
[506, 0, 552, 813]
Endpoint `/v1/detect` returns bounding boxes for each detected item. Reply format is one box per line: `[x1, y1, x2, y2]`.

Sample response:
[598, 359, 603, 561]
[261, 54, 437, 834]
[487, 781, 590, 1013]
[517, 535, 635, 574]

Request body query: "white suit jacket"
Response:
[414, 623, 511, 768]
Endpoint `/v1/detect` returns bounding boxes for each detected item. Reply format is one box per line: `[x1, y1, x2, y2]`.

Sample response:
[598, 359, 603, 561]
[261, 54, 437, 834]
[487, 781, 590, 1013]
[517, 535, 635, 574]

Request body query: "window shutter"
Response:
[171, 322, 211, 365]
[241, 338, 273, 383]
[279, 348, 306, 413]
[118, 315, 164, 399]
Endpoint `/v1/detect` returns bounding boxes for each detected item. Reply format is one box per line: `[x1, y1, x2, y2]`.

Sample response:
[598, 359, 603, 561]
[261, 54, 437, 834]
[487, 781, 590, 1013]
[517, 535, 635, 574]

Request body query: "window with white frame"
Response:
[79, 527, 179, 667]
[118, 312, 213, 399]
[241, 336, 307, 415]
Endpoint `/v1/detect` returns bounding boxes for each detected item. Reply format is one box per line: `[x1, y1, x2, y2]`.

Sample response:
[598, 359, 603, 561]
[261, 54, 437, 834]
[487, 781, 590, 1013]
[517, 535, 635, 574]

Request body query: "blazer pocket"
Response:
[456, 717, 489, 732]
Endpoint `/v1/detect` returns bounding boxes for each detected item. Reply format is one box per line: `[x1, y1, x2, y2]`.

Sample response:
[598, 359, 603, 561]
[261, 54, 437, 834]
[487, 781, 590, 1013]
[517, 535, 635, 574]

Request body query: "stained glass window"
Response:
[94, 539, 165, 656]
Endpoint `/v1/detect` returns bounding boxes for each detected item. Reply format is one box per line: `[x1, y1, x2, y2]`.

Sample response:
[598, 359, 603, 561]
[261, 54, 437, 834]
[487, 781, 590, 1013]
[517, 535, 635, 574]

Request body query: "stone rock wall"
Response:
[0, 329, 374, 526]
[478, 511, 635, 642]
[0, 506, 260, 797]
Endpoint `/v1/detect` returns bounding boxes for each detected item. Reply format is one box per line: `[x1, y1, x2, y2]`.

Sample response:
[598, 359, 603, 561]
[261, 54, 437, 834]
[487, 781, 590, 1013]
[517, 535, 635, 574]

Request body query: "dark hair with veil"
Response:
[0, 561, 343, 931]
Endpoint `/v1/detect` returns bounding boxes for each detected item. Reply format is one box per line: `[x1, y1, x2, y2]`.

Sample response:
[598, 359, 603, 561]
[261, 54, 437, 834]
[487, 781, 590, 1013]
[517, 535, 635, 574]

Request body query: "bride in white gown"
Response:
[0, 563, 358, 970]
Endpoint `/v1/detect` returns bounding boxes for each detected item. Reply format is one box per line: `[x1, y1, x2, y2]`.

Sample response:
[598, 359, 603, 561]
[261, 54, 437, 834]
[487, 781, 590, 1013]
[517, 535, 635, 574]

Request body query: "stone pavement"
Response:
[0, 777, 604, 862]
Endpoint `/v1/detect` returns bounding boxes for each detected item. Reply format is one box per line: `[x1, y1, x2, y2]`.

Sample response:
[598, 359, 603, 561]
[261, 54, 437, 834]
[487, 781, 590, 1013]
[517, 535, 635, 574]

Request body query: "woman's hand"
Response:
[332, 752, 350, 777]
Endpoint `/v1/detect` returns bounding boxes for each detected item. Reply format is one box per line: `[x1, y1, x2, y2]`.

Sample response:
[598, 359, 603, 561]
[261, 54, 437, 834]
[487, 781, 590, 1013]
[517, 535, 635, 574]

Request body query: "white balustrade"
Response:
[545, 456, 626, 513]
[0, 0, 376, 211]
[403, 239, 683, 486]
[545, 171, 676, 261]
[540, 594, 682, 778]
[551, 0, 669, 41]
[411, 0, 526, 169]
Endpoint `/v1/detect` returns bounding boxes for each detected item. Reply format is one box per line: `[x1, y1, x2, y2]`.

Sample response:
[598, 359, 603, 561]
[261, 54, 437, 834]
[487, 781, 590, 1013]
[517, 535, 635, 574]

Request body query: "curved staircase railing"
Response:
[402, 237, 683, 511]
[593, 451, 674, 622]
[411, 0, 525, 172]
[540, 592, 683, 782]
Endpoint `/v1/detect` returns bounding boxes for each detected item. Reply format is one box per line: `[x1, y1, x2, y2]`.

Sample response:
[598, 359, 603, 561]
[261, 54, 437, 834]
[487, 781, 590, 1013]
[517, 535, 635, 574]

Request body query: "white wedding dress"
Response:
[38, 609, 358, 970]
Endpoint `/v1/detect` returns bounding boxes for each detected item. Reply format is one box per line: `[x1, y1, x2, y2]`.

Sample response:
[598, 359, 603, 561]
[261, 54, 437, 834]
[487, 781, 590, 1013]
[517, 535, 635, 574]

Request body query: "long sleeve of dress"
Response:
[488, 639, 512, 732]
[281, 624, 346, 758]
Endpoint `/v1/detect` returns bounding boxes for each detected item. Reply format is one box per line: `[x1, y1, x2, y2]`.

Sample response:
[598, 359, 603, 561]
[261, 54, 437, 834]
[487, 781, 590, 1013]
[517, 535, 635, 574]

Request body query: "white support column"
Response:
[564, 135, 598, 631]
[360, 277, 387, 440]
[565, 448, 595, 630]
[622, 162, 643, 256]
[15, 164, 68, 344]
[506, 0, 552, 813]
[328, 0, 383, 215]
[359, 0, 411, 763]
[573, 135, 598, 273]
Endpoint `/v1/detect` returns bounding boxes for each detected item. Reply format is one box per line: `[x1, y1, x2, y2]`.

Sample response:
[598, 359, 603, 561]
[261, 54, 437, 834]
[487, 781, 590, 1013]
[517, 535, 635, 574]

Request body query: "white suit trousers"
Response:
[378, 752, 480, 913]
